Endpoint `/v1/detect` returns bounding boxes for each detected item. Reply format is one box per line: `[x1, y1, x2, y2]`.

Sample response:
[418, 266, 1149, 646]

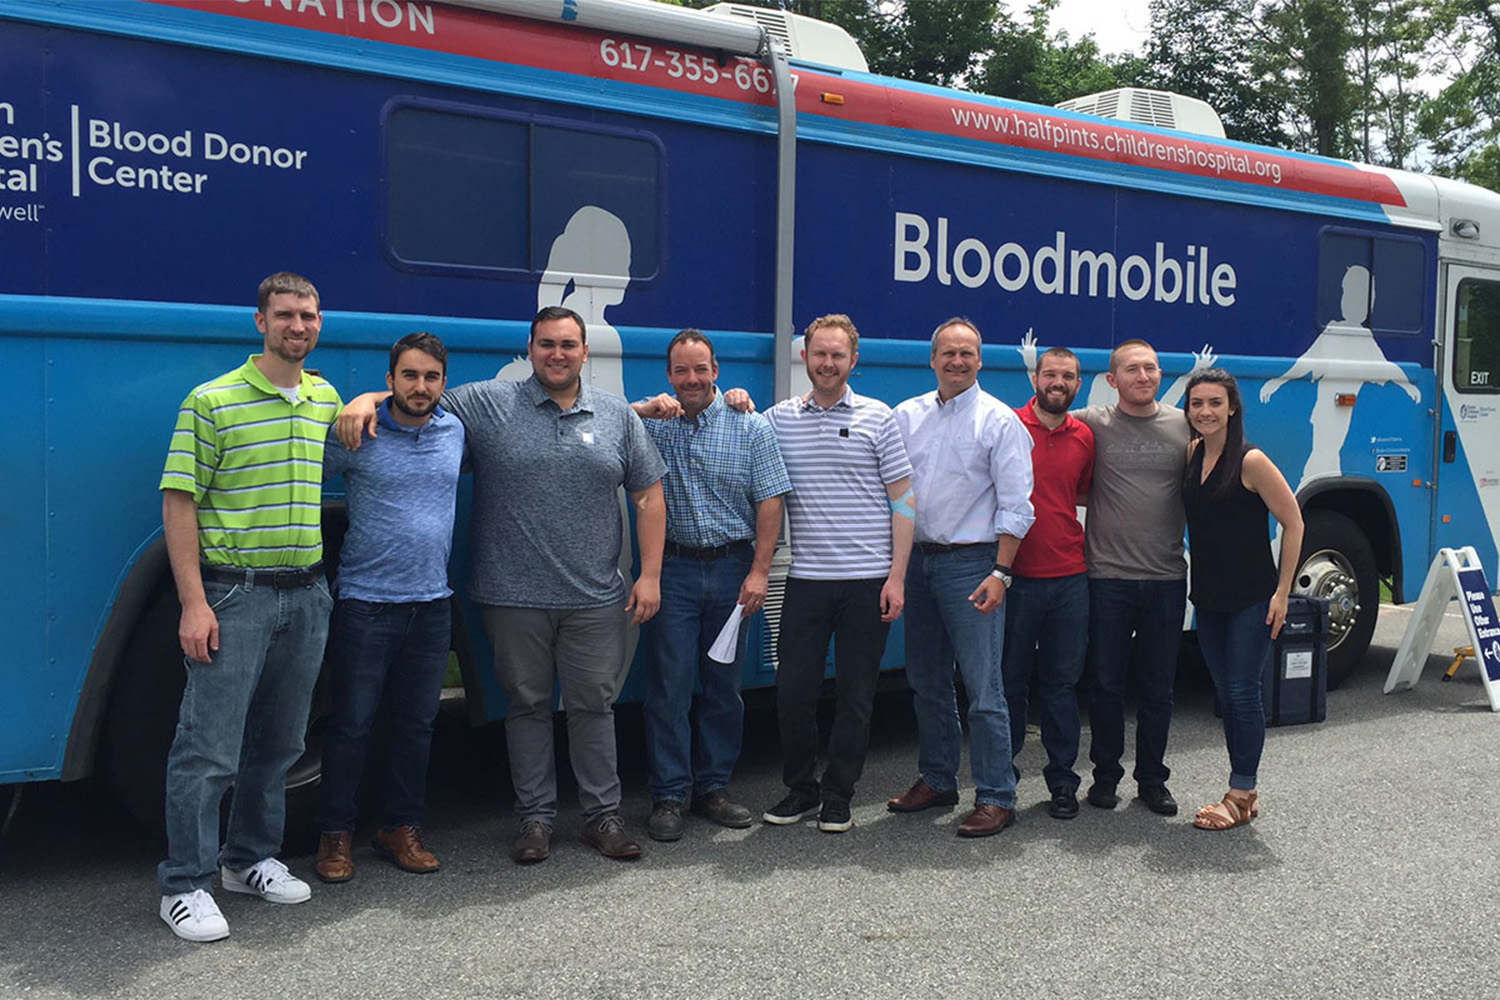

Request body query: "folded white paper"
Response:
[707, 604, 748, 663]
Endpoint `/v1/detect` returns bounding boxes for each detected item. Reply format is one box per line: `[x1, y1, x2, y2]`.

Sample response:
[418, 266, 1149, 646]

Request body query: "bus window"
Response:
[384, 105, 660, 276]
[387, 108, 529, 269]
[1318, 230, 1426, 337]
[1454, 278, 1500, 394]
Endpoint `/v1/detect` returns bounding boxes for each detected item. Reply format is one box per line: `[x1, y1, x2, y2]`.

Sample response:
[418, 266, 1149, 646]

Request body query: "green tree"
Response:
[975, 0, 1133, 105]
[1262, 0, 1360, 157]
[1347, 0, 1432, 169]
[1420, 0, 1500, 189]
[1139, 0, 1293, 147]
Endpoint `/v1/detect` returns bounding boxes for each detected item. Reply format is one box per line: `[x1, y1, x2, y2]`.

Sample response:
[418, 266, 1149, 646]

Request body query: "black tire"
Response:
[1294, 510, 1379, 688]
[102, 584, 327, 852]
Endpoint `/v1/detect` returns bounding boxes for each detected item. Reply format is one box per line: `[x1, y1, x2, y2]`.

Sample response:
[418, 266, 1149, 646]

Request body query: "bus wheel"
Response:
[102, 585, 327, 852]
[1294, 511, 1378, 687]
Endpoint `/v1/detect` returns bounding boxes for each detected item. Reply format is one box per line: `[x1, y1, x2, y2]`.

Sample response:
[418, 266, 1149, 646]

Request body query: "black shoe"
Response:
[763, 790, 821, 826]
[1086, 783, 1119, 810]
[817, 800, 852, 833]
[691, 790, 754, 829]
[1138, 784, 1179, 816]
[647, 800, 684, 842]
[1048, 788, 1080, 820]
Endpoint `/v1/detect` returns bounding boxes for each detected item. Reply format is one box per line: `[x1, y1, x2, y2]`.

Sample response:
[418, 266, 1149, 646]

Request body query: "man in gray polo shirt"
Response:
[337, 306, 666, 862]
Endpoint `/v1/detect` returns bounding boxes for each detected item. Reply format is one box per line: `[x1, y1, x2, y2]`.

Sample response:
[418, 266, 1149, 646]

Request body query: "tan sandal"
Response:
[1193, 790, 1259, 831]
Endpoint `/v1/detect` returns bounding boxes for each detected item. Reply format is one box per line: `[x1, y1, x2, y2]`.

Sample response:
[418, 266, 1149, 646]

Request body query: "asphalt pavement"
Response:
[1, 602, 1495, 1000]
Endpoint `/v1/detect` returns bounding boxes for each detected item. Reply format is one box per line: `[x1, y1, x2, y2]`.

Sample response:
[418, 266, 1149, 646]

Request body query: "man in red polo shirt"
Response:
[1001, 345, 1095, 819]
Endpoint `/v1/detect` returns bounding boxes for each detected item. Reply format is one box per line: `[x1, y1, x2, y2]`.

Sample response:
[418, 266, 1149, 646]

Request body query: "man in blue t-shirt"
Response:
[316, 332, 466, 883]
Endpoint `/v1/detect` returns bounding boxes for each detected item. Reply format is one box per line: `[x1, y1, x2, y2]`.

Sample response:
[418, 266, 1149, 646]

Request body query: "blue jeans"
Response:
[1196, 600, 1271, 791]
[904, 546, 1014, 808]
[158, 572, 333, 895]
[317, 597, 451, 833]
[644, 547, 752, 803]
[1085, 577, 1186, 790]
[1000, 572, 1088, 793]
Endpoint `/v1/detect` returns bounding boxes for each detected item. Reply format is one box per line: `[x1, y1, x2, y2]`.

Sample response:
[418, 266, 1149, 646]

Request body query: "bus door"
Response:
[1434, 263, 1500, 575]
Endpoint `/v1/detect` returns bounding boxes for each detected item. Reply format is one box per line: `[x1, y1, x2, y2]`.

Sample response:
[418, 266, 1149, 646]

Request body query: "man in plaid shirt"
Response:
[631, 330, 791, 842]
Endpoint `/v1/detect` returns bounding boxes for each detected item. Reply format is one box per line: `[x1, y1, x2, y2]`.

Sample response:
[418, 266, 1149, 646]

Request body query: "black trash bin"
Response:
[1264, 595, 1329, 726]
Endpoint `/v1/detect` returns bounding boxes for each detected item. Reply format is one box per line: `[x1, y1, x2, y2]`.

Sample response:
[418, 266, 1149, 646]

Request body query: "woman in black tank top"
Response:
[1182, 369, 1304, 831]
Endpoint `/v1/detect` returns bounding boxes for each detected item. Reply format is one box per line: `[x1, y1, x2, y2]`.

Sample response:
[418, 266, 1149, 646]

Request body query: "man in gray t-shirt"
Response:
[337, 306, 666, 864]
[1075, 339, 1190, 818]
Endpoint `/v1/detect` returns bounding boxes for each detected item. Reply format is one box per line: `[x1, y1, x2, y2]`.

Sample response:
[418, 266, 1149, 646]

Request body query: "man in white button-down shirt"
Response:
[887, 318, 1035, 837]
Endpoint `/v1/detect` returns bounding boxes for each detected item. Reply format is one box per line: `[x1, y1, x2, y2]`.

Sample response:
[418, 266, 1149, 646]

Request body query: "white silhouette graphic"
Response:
[1014, 328, 1215, 408]
[497, 205, 631, 393]
[1260, 265, 1421, 490]
[502, 206, 639, 668]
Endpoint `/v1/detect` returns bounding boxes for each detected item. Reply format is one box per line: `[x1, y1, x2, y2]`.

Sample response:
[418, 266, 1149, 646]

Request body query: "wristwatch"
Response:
[990, 563, 1013, 588]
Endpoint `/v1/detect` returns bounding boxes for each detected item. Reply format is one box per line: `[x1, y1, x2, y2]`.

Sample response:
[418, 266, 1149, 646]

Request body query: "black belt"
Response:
[917, 542, 993, 556]
[664, 540, 753, 561]
[201, 562, 324, 589]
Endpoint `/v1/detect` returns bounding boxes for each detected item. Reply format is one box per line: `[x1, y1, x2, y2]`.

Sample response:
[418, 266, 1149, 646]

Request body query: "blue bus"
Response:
[4, 0, 1498, 831]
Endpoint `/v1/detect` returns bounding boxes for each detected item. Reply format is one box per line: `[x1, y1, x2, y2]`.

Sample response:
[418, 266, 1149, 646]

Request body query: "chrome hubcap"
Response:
[1296, 549, 1359, 650]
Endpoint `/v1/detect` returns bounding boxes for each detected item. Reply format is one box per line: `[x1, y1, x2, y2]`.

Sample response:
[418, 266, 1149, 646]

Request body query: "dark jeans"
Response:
[644, 547, 753, 803]
[1085, 577, 1186, 789]
[1196, 599, 1271, 791]
[317, 597, 450, 833]
[1000, 572, 1089, 794]
[775, 576, 890, 807]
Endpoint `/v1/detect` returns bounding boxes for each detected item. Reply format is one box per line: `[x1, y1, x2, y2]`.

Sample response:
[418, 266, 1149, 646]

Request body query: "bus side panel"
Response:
[0, 338, 53, 780]
[6, 24, 776, 334]
[794, 139, 1438, 599]
[794, 141, 1433, 365]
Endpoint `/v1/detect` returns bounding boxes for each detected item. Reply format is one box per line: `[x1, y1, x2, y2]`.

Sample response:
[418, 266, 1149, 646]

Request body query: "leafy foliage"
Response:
[664, 0, 1500, 189]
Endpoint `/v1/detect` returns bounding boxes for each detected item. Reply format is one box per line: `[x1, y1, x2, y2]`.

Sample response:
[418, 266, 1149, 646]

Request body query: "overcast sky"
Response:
[1035, 0, 1152, 56]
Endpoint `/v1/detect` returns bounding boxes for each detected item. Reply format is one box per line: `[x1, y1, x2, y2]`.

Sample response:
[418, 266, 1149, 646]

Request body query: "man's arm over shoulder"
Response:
[620, 404, 668, 492]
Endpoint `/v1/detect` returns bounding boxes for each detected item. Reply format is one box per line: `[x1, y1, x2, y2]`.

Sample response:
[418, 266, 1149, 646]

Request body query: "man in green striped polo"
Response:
[156, 272, 342, 943]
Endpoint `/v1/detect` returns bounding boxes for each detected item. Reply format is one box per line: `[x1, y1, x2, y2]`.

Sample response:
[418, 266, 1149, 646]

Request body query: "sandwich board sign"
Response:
[1385, 546, 1500, 711]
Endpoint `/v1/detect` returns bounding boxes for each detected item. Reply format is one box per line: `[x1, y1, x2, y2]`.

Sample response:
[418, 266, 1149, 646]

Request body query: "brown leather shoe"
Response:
[581, 811, 642, 860]
[511, 821, 552, 864]
[887, 778, 960, 813]
[316, 831, 354, 883]
[957, 804, 1016, 838]
[371, 825, 441, 874]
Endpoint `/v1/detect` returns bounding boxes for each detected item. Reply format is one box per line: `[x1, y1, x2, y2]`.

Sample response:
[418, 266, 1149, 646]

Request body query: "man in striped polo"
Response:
[762, 314, 914, 834]
[156, 272, 342, 942]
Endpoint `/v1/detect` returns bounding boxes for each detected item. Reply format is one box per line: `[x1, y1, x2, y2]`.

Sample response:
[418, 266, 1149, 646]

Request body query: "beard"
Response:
[391, 392, 435, 418]
[1036, 387, 1077, 414]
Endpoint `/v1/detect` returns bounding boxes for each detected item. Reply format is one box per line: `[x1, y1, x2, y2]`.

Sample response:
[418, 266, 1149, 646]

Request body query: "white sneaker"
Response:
[160, 890, 229, 942]
[221, 857, 312, 904]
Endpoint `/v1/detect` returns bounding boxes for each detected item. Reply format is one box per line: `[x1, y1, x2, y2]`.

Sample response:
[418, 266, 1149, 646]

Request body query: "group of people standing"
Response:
[153, 271, 1302, 945]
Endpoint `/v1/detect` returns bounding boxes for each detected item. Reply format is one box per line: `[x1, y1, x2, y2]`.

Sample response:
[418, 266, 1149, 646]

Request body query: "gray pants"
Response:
[482, 602, 630, 825]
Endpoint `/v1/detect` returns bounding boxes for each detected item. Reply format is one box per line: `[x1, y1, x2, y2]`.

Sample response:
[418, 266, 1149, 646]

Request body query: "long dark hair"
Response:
[1184, 367, 1249, 499]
